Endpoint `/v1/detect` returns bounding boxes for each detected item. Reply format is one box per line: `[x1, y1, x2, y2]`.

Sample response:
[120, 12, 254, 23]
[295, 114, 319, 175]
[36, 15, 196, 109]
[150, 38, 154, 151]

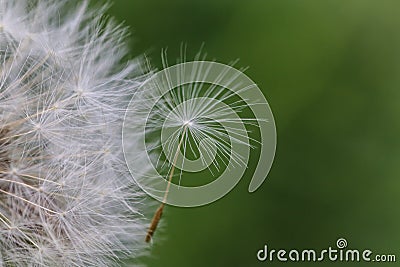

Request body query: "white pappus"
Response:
[0, 0, 148, 266]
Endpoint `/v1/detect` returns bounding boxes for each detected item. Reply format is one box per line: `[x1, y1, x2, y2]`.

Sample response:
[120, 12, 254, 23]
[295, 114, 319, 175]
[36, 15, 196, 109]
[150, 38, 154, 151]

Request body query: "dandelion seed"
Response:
[124, 49, 259, 242]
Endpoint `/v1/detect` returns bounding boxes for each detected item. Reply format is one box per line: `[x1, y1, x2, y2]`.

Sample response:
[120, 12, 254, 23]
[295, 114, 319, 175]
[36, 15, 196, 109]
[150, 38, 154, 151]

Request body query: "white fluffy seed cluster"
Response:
[0, 1, 147, 266]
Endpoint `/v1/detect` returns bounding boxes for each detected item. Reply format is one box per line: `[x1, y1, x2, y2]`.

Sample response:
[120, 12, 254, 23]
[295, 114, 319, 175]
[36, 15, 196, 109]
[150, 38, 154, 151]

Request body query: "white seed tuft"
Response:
[0, 0, 147, 266]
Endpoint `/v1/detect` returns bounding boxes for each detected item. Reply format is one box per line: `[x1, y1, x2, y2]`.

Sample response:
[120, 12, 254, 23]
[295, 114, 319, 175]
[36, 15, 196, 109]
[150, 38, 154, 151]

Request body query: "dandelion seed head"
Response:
[0, 0, 148, 266]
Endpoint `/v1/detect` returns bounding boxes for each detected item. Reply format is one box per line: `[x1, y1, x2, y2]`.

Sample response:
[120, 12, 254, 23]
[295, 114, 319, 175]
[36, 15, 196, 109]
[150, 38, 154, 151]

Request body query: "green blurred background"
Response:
[109, 1, 400, 266]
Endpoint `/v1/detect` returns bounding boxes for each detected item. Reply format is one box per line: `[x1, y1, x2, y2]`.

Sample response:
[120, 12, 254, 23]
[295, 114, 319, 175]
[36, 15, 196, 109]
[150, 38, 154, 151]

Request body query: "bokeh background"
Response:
[109, 1, 400, 266]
